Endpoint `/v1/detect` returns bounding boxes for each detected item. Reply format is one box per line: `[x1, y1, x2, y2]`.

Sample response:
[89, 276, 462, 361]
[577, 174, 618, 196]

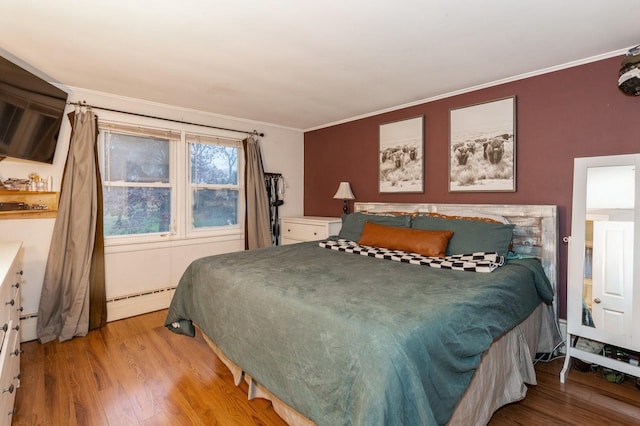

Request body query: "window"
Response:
[98, 122, 243, 242]
[187, 134, 241, 232]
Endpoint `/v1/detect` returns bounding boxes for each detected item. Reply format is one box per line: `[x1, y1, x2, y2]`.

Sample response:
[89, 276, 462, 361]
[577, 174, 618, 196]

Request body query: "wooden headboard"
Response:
[354, 202, 559, 314]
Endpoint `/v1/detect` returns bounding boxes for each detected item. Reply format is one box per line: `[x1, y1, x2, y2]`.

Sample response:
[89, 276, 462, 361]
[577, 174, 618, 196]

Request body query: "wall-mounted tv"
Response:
[0, 55, 68, 164]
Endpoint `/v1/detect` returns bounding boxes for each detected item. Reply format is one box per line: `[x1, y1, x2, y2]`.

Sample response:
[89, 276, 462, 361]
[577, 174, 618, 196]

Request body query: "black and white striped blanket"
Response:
[319, 239, 504, 273]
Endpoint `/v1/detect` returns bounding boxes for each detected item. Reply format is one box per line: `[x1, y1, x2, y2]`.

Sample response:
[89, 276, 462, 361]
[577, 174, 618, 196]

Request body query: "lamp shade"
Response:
[333, 182, 355, 200]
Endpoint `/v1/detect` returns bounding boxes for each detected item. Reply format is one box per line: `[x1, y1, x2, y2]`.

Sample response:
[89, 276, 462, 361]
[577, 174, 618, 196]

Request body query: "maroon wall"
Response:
[304, 55, 640, 319]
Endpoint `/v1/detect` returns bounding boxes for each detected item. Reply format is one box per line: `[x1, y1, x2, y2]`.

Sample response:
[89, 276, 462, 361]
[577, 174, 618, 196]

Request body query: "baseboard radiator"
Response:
[20, 286, 176, 342]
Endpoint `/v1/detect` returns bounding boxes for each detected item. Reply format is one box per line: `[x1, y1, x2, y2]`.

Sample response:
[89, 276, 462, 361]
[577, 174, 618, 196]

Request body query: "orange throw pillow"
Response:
[358, 221, 453, 258]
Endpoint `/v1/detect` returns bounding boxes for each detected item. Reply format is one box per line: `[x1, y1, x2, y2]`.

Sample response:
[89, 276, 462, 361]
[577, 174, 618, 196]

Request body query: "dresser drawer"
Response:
[8, 286, 20, 327]
[7, 325, 19, 391]
[280, 217, 341, 244]
[0, 324, 19, 425]
[0, 273, 13, 352]
[0, 242, 22, 425]
[282, 222, 327, 241]
[281, 237, 301, 245]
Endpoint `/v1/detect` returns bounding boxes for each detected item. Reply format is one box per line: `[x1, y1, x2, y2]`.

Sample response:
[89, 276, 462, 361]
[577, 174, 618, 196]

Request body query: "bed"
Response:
[165, 202, 560, 425]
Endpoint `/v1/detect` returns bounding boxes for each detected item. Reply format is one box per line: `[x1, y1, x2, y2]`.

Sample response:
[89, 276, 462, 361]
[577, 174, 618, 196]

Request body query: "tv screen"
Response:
[0, 55, 68, 164]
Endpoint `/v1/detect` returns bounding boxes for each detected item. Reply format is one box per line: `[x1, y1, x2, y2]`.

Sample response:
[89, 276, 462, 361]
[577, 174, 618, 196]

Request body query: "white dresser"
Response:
[0, 242, 22, 425]
[280, 216, 342, 245]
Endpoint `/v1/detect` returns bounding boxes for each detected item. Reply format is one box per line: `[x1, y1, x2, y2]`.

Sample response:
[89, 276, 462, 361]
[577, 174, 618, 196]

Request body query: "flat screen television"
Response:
[0, 55, 68, 164]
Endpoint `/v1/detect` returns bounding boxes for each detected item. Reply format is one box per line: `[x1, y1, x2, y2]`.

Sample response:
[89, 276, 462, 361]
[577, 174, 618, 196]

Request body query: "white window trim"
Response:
[98, 118, 245, 248]
[185, 133, 244, 239]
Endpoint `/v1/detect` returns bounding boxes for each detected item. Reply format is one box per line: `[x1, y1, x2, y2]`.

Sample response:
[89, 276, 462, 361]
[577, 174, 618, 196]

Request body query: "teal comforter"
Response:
[165, 240, 553, 426]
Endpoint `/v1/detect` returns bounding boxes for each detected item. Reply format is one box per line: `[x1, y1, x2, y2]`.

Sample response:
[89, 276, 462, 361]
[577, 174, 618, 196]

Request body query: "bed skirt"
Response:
[199, 303, 556, 426]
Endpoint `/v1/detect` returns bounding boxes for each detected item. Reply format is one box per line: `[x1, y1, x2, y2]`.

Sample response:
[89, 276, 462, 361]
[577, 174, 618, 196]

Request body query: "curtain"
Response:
[37, 109, 107, 343]
[243, 136, 272, 249]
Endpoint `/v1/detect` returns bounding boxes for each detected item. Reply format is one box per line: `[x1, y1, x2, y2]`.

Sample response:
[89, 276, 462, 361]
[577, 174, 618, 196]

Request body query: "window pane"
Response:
[192, 189, 238, 228]
[105, 133, 170, 183]
[190, 143, 238, 185]
[103, 187, 171, 236]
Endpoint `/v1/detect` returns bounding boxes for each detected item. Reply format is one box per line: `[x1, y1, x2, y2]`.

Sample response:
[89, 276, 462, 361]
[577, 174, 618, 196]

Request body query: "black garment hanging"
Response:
[264, 173, 284, 245]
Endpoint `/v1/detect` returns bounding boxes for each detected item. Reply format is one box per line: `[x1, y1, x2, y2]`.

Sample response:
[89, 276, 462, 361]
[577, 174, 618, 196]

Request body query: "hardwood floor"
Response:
[489, 358, 640, 425]
[12, 310, 640, 425]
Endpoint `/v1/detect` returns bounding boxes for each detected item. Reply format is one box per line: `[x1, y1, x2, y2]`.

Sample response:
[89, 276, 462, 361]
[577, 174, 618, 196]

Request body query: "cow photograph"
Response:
[379, 115, 424, 193]
[449, 97, 516, 192]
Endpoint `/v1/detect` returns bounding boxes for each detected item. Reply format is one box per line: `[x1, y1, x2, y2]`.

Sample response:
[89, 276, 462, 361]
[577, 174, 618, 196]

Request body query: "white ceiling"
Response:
[1, 1, 639, 131]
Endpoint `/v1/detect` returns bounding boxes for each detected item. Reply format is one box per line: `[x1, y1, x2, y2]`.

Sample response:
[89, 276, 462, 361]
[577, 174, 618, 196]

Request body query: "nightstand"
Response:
[280, 216, 342, 245]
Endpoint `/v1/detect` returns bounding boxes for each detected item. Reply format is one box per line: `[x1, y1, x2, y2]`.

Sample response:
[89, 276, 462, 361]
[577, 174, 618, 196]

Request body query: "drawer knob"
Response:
[12, 282, 19, 289]
[17, 307, 23, 312]
[16, 270, 23, 276]
[1, 324, 6, 332]
[5, 299, 14, 306]
[10, 349, 23, 357]
[12, 325, 19, 332]
[8, 408, 16, 416]
[13, 374, 20, 381]
[2, 385, 13, 394]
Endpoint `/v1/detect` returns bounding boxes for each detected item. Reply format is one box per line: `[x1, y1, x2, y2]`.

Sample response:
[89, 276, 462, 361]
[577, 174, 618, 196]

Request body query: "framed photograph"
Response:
[449, 96, 516, 192]
[379, 115, 424, 193]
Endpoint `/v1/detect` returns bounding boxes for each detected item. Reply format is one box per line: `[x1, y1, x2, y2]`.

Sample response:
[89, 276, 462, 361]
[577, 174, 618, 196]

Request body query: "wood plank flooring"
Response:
[12, 310, 640, 425]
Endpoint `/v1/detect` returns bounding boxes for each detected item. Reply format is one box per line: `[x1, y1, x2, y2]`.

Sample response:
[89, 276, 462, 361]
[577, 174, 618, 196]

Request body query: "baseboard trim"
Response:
[20, 287, 177, 342]
[20, 316, 38, 343]
[106, 287, 176, 322]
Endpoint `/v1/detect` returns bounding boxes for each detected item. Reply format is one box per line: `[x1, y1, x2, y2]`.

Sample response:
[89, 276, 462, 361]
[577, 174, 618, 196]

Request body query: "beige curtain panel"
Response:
[37, 109, 106, 343]
[243, 136, 272, 249]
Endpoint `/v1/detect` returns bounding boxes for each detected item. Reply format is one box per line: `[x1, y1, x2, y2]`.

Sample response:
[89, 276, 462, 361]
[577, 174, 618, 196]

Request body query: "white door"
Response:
[591, 221, 634, 342]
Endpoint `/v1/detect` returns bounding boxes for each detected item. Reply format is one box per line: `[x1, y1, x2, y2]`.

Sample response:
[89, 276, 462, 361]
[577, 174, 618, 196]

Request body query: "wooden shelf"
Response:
[0, 190, 59, 219]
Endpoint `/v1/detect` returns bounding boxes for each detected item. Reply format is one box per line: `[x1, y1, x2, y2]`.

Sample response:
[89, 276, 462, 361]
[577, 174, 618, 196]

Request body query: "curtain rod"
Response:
[67, 101, 265, 137]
